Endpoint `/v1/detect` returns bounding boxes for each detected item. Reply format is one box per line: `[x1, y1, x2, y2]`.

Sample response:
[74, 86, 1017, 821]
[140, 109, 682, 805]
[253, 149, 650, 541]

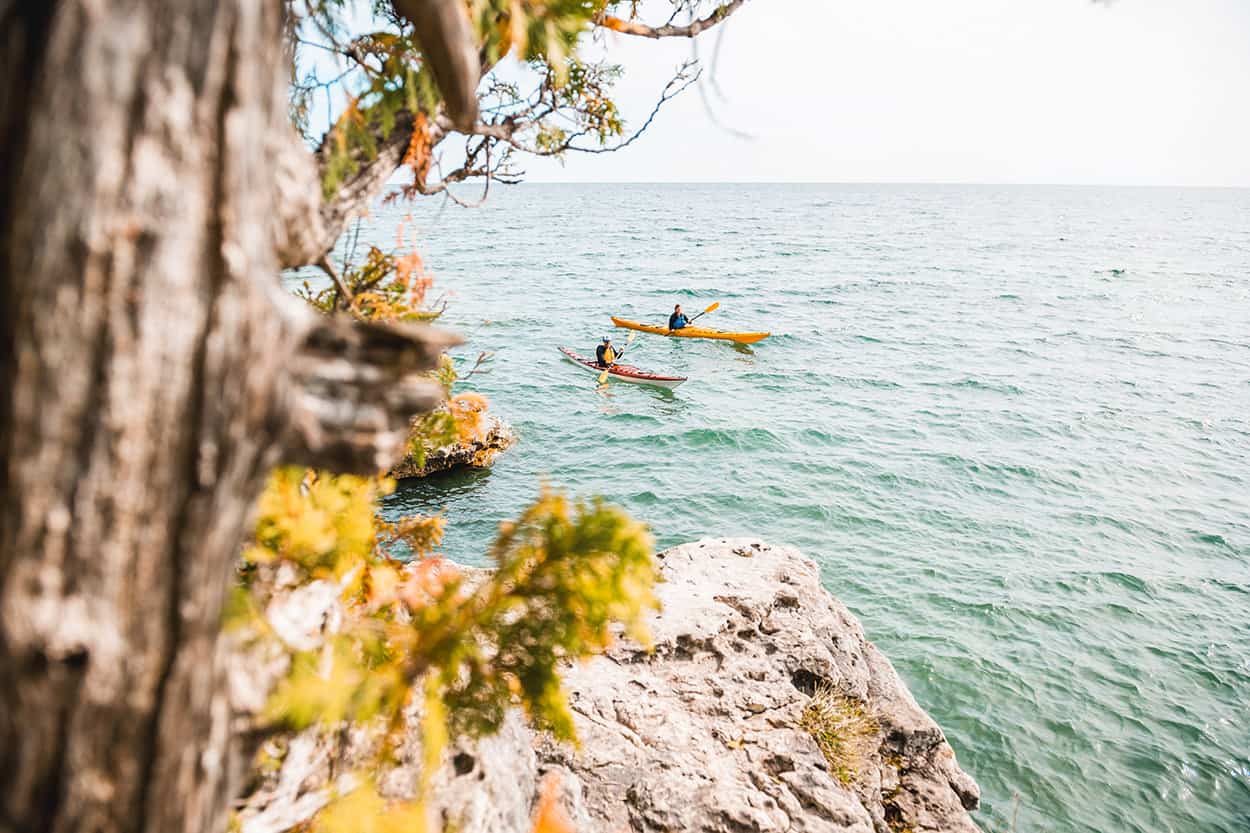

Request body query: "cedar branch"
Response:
[597, 0, 749, 39]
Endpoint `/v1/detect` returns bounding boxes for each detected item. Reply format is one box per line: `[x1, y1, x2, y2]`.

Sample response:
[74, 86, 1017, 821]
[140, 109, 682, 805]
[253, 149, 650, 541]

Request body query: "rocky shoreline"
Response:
[234, 540, 980, 833]
[388, 415, 517, 479]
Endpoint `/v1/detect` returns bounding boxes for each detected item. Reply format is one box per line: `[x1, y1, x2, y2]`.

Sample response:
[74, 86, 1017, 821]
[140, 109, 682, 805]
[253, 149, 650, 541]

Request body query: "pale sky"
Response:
[513, 0, 1250, 186]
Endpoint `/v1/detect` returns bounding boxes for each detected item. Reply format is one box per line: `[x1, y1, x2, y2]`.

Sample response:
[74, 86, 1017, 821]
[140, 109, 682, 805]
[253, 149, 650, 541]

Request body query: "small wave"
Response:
[923, 378, 1024, 395]
[1067, 512, 1141, 536]
[606, 412, 664, 426]
[1190, 531, 1240, 553]
[828, 374, 902, 389]
[1204, 578, 1250, 596]
[1095, 570, 1153, 595]
[794, 427, 850, 446]
[638, 288, 744, 299]
[608, 426, 786, 453]
[965, 460, 1040, 480]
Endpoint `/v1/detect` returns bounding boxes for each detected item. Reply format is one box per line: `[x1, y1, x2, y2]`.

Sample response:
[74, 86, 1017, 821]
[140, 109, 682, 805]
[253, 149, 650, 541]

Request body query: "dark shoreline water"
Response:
[289, 183, 1250, 833]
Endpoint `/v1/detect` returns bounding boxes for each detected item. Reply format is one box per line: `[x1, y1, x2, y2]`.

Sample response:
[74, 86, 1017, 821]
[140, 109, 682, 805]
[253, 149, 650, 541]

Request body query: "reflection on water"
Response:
[387, 466, 494, 517]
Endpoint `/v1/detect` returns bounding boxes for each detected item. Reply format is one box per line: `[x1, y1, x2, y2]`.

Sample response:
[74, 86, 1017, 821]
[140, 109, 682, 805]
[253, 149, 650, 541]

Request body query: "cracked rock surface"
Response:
[538, 538, 980, 833]
[234, 539, 980, 833]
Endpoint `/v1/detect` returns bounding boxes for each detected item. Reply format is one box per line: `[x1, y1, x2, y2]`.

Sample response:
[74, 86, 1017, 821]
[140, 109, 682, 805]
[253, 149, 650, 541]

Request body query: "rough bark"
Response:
[0, 3, 449, 833]
[276, 109, 438, 270]
[392, 0, 479, 130]
[285, 316, 461, 474]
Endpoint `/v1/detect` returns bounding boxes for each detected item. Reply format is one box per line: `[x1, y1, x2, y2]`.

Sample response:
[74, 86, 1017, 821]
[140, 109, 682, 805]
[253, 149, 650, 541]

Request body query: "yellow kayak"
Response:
[610, 316, 770, 344]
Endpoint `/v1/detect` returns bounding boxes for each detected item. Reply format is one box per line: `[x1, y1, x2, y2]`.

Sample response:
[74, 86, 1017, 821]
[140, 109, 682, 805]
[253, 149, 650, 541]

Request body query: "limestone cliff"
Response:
[234, 540, 980, 833]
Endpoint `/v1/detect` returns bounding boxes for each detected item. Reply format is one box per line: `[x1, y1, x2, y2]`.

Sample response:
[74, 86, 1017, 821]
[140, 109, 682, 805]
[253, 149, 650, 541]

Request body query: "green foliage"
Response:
[295, 230, 494, 466]
[270, 5, 723, 828]
[265, 634, 408, 730]
[312, 779, 427, 833]
[548, 58, 625, 143]
[473, 0, 605, 72]
[246, 467, 380, 571]
[294, 0, 634, 195]
[426, 489, 657, 739]
[401, 354, 477, 469]
[237, 467, 657, 828]
[299, 243, 441, 323]
[798, 683, 881, 786]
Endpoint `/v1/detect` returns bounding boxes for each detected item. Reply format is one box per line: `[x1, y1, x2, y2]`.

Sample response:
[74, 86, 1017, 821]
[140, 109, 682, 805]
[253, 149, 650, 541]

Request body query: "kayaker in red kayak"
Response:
[668, 304, 689, 330]
[595, 336, 618, 368]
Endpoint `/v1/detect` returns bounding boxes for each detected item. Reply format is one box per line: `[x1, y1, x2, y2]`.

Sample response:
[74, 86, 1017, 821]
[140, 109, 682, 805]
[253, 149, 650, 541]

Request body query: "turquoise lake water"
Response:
[289, 184, 1250, 833]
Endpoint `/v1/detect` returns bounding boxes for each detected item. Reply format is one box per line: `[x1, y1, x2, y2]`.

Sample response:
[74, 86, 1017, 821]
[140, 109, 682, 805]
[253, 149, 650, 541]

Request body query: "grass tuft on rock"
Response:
[798, 683, 880, 786]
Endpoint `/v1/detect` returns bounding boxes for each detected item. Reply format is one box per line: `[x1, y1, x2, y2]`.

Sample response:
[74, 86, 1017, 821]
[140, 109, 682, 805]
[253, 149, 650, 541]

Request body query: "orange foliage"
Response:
[448, 392, 489, 443]
[396, 111, 434, 199]
[388, 513, 446, 557]
[398, 556, 461, 610]
[530, 775, 575, 833]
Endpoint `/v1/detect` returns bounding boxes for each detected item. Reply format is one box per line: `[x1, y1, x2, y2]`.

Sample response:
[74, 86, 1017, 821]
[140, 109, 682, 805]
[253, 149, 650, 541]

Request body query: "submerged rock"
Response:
[388, 415, 516, 479]
[234, 539, 980, 833]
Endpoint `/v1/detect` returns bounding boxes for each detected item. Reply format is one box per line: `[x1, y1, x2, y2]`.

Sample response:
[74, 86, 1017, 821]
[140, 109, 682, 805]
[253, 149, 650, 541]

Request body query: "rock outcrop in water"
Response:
[234, 540, 980, 833]
[387, 415, 516, 479]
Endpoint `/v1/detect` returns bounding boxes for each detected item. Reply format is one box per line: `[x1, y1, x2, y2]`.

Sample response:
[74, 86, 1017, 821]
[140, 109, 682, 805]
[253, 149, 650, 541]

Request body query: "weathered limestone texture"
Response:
[541, 538, 980, 833]
[388, 415, 516, 479]
[233, 539, 980, 833]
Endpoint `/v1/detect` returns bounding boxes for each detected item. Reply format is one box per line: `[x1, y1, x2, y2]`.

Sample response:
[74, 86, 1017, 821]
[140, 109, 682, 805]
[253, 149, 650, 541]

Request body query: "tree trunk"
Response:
[0, 3, 450, 833]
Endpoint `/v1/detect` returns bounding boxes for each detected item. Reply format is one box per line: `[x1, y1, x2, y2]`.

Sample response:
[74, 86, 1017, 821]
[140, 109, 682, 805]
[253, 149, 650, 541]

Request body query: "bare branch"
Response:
[317, 255, 353, 310]
[565, 64, 699, 154]
[438, 61, 700, 158]
[598, 0, 748, 39]
[279, 109, 444, 268]
[281, 5, 706, 269]
[458, 350, 494, 378]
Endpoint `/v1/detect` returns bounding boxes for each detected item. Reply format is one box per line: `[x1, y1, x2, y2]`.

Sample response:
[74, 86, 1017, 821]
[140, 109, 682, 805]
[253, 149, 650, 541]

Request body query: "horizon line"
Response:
[506, 180, 1250, 190]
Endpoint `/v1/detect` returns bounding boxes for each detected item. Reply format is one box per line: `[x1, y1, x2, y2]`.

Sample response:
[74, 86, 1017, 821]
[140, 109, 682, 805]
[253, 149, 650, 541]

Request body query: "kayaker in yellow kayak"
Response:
[595, 336, 618, 368]
[668, 304, 689, 330]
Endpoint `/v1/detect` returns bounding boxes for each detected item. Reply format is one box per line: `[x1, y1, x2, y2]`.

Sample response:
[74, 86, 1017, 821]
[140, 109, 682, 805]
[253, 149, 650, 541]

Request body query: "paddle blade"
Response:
[597, 368, 609, 384]
[702, 301, 720, 315]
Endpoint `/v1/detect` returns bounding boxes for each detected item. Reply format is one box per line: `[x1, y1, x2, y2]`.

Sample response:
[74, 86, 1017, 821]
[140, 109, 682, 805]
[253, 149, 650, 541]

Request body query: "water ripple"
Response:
[330, 183, 1250, 833]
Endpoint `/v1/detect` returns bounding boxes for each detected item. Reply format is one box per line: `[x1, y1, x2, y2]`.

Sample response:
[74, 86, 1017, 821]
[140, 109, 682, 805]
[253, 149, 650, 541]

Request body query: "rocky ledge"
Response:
[388, 415, 516, 479]
[236, 539, 980, 833]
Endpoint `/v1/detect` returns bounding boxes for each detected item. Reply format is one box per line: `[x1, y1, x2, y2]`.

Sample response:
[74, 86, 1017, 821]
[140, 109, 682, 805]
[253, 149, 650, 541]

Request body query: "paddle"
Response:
[687, 300, 720, 324]
[668, 300, 720, 333]
[597, 331, 636, 385]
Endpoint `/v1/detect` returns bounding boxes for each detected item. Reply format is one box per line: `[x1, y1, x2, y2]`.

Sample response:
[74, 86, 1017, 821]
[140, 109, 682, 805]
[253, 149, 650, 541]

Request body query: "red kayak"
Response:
[558, 347, 687, 389]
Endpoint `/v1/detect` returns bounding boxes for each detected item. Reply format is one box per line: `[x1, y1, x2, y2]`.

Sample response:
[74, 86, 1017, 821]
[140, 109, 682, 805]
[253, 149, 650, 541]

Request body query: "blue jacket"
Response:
[669, 312, 689, 329]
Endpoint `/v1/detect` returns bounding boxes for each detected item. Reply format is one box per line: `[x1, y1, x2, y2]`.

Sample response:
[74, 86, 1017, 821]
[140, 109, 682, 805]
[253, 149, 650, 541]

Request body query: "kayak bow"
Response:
[610, 316, 769, 344]
[558, 347, 687, 389]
